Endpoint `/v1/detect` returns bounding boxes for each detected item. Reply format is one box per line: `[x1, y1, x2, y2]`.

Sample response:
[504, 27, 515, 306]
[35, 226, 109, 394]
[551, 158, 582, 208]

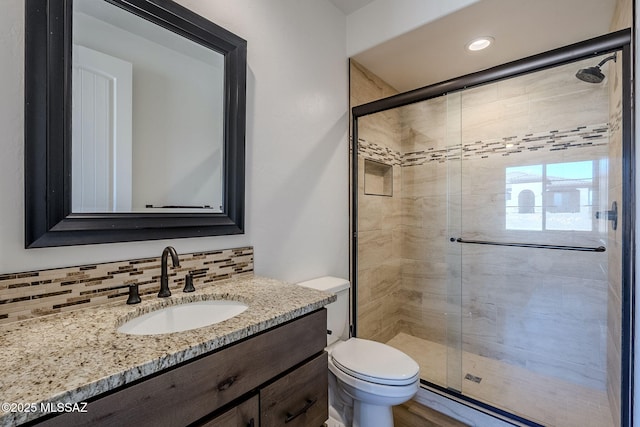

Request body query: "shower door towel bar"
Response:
[454, 238, 606, 252]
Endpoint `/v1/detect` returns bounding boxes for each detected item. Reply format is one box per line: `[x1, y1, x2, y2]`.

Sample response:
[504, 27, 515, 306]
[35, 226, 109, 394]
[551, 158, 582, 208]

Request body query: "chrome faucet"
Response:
[158, 246, 180, 297]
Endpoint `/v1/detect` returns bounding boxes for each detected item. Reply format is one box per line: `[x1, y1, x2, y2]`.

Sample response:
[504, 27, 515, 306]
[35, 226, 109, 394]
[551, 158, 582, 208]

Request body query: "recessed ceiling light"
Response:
[467, 37, 494, 52]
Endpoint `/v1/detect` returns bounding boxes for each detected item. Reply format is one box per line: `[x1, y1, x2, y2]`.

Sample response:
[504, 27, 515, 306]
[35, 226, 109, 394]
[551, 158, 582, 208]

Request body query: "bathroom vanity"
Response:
[40, 310, 327, 426]
[0, 276, 334, 426]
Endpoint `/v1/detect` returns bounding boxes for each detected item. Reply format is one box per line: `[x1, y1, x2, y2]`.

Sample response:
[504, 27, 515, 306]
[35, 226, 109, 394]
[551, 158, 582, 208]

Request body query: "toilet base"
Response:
[354, 401, 394, 427]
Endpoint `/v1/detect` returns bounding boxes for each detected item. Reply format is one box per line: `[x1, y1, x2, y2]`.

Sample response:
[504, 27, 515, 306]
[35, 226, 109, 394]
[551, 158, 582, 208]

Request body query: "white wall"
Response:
[0, 0, 349, 283]
[345, 0, 479, 56]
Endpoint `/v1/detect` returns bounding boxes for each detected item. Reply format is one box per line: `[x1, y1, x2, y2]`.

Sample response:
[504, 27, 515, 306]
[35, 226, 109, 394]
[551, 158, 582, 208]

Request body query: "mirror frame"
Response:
[25, 0, 246, 248]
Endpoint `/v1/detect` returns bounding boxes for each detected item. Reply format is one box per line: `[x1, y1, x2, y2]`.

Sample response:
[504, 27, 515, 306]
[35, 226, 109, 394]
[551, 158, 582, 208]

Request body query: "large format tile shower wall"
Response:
[354, 57, 616, 393]
[352, 61, 402, 343]
[605, 2, 630, 423]
[0, 247, 254, 324]
[605, 54, 623, 427]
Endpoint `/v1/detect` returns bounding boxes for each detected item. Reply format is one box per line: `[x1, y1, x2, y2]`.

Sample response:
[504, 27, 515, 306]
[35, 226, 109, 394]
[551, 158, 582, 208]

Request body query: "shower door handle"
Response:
[454, 237, 605, 252]
[595, 201, 618, 230]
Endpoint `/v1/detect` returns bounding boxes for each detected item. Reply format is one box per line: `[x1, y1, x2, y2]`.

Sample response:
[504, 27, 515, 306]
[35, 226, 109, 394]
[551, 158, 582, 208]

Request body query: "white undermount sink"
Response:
[117, 300, 248, 335]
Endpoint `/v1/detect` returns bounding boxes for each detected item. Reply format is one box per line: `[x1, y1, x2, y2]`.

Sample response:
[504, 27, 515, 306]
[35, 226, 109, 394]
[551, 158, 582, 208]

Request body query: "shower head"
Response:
[575, 53, 617, 83]
[575, 66, 606, 83]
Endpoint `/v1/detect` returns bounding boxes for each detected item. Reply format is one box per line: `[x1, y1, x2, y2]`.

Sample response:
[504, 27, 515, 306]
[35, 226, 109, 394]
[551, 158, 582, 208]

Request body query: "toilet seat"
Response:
[328, 355, 420, 403]
[330, 338, 420, 386]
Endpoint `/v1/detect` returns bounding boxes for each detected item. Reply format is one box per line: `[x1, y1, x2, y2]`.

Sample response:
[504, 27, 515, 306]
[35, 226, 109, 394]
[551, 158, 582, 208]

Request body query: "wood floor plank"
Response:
[393, 400, 470, 427]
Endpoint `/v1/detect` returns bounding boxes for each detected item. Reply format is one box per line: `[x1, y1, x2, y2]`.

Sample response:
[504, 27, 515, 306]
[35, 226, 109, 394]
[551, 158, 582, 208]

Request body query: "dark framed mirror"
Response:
[25, 0, 246, 248]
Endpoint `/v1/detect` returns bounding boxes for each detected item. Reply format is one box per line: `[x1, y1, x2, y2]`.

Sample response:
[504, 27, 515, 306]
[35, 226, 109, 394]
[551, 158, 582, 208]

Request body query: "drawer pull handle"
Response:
[285, 397, 317, 423]
[247, 418, 255, 427]
[217, 375, 237, 391]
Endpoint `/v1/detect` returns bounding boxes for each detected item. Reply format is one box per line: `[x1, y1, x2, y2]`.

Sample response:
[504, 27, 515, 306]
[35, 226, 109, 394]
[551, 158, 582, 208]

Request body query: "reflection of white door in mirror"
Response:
[72, 45, 133, 213]
[72, 0, 226, 214]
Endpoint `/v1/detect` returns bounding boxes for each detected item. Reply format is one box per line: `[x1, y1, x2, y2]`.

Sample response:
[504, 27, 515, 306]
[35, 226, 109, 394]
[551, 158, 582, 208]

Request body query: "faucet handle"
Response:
[126, 284, 141, 304]
[183, 273, 195, 293]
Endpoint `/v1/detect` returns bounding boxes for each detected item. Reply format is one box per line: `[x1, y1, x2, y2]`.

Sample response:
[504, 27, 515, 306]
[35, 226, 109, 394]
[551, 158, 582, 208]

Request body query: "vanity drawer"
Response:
[198, 393, 259, 427]
[38, 309, 326, 427]
[260, 352, 328, 427]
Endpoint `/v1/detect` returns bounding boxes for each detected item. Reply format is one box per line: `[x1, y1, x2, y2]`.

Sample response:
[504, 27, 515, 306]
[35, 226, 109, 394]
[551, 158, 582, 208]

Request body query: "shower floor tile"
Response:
[387, 332, 614, 427]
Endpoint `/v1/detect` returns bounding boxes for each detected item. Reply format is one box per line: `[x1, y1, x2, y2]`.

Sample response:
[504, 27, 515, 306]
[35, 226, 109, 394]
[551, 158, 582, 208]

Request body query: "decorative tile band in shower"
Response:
[358, 123, 610, 167]
[0, 247, 254, 324]
[402, 122, 609, 165]
[358, 138, 402, 166]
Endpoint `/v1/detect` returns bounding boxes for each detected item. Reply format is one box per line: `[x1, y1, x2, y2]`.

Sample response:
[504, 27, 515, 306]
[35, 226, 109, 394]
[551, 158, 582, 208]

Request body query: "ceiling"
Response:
[337, 0, 618, 92]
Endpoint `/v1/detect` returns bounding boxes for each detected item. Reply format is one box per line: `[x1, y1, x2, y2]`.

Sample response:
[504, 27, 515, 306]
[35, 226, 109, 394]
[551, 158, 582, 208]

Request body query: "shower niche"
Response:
[351, 30, 632, 427]
[364, 159, 393, 197]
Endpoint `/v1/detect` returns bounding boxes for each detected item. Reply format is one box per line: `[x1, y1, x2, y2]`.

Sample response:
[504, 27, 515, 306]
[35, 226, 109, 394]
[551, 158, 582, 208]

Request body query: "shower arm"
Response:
[597, 53, 617, 67]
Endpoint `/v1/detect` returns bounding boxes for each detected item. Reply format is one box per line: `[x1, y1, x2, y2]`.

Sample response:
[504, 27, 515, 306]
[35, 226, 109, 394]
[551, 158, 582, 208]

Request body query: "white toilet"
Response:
[298, 277, 420, 427]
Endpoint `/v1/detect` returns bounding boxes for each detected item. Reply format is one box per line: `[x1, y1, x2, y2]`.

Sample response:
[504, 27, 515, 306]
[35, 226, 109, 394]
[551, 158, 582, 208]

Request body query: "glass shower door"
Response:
[353, 48, 624, 427]
[450, 54, 619, 427]
[445, 91, 463, 394]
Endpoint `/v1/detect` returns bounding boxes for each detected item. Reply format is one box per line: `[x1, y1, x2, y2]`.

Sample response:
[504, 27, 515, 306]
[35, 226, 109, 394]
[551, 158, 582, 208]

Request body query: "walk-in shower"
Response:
[351, 30, 633, 427]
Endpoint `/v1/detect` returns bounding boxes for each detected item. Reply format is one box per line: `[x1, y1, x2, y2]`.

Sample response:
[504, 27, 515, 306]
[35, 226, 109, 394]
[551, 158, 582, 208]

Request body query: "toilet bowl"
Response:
[298, 277, 420, 427]
[328, 337, 420, 427]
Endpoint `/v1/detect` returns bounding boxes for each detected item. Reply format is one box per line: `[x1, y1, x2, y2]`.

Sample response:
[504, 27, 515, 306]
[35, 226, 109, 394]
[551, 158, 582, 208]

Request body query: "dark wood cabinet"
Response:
[261, 353, 328, 427]
[199, 394, 259, 427]
[37, 310, 327, 427]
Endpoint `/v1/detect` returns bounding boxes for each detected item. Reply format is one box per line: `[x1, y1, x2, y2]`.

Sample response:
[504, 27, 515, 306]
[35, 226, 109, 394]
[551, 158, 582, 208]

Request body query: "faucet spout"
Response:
[158, 246, 180, 297]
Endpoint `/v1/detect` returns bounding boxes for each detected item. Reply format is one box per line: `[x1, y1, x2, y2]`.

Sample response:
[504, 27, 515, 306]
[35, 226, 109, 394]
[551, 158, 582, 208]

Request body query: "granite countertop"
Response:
[0, 275, 335, 426]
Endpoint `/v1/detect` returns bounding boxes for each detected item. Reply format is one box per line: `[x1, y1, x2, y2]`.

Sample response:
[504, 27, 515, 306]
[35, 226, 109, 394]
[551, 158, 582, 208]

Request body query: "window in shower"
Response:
[505, 160, 595, 231]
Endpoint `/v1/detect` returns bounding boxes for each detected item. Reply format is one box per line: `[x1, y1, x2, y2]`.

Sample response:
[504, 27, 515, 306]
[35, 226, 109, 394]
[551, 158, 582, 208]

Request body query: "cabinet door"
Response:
[260, 353, 328, 427]
[199, 394, 259, 427]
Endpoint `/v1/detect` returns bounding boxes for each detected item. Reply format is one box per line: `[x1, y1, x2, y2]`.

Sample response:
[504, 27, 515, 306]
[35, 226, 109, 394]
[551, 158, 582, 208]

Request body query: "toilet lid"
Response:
[331, 338, 420, 386]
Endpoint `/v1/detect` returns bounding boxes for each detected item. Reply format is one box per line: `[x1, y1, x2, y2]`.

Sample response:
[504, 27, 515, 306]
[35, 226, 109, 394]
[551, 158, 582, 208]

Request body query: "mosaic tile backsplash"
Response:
[0, 247, 253, 324]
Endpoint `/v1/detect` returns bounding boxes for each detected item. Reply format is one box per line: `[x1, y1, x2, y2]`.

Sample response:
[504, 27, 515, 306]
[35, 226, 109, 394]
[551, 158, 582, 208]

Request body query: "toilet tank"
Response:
[297, 276, 350, 346]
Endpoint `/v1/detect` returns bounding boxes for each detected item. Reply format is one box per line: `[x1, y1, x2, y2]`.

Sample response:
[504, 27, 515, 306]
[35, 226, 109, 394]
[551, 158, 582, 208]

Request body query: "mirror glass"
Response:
[72, 0, 224, 213]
